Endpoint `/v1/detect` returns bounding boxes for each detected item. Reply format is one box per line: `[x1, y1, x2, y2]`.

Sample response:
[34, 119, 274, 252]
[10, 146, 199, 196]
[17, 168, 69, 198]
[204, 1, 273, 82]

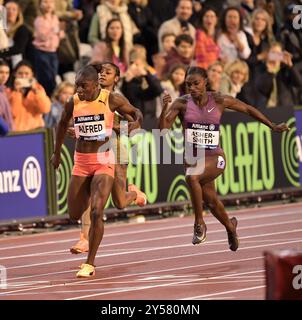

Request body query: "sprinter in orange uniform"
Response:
[51, 64, 143, 278]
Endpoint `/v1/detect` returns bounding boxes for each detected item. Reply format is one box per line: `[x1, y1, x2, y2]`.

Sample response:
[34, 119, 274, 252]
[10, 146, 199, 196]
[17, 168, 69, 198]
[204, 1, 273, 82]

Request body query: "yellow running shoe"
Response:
[128, 184, 147, 207]
[76, 263, 95, 278]
[70, 232, 89, 254]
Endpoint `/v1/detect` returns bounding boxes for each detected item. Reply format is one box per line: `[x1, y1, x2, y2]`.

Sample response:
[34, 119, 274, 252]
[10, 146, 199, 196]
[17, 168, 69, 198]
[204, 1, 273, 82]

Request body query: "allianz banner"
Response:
[57, 106, 300, 214]
[0, 131, 51, 220]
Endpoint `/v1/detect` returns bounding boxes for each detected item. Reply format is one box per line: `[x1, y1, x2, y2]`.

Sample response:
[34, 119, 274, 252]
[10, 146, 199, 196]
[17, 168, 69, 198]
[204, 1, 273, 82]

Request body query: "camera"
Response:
[16, 78, 33, 88]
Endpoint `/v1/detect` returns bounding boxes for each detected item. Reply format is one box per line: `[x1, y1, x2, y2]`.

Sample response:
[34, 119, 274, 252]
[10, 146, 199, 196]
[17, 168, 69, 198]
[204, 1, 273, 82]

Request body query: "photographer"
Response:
[9, 60, 51, 131]
[121, 45, 163, 121]
[254, 42, 302, 108]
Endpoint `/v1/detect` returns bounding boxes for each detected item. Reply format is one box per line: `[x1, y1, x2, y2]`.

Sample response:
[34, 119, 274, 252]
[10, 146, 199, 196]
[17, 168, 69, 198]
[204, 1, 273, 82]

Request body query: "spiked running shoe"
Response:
[76, 263, 95, 278]
[128, 184, 147, 207]
[227, 217, 239, 251]
[192, 223, 207, 245]
[70, 232, 89, 254]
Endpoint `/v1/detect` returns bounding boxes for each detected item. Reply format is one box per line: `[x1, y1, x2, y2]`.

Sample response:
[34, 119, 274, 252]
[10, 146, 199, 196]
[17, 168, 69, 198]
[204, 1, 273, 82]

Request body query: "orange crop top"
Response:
[73, 89, 114, 141]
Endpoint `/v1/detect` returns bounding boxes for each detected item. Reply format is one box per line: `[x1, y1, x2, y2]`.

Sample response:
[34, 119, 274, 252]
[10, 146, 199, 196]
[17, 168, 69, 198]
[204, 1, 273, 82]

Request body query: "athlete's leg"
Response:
[185, 174, 204, 226]
[200, 154, 239, 251]
[86, 174, 114, 266]
[202, 180, 239, 251]
[202, 180, 235, 233]
[67, 175, 91, 221]
[70, 207, 90, 254]
[112, 164, 136, 209]
[185, 173, 207, 244]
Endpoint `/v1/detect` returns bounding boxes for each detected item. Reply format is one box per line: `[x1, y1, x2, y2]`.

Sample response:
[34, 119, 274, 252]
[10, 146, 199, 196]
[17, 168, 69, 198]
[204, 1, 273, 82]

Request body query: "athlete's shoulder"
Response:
[109, 91, 128, 104]
[211, 91, 226, 105]
[175, 94, 190, 105]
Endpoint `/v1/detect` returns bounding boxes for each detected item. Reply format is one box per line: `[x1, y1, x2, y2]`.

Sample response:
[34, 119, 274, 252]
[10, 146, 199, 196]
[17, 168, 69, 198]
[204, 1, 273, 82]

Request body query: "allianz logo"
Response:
[0, 156, 42, 199]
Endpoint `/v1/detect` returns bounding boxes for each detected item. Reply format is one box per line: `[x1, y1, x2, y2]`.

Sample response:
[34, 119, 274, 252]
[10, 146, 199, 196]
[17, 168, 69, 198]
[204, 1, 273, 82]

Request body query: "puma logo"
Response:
[208, 107, 215, 113]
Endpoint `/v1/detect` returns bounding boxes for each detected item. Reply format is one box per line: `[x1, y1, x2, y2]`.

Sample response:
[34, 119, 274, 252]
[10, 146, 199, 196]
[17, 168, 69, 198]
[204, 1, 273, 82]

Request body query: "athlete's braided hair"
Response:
[185, 66, 210, 91]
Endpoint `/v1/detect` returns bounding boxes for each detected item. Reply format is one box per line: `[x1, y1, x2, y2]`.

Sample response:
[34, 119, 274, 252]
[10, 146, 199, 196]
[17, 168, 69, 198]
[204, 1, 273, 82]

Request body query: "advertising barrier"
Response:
[56, 106, 301, 214]
[0, 107, 300, 220]
[0, 129, 56, 221]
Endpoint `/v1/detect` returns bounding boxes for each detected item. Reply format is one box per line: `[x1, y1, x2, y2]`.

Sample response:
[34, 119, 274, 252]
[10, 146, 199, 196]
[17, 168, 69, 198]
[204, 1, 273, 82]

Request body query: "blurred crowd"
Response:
[0, 0, 302, 135]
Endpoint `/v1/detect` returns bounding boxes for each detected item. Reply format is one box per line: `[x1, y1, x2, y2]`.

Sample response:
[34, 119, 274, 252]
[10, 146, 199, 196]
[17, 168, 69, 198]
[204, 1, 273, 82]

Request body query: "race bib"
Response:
[74, 114, 106, 141]
[186, 123, 220, 150]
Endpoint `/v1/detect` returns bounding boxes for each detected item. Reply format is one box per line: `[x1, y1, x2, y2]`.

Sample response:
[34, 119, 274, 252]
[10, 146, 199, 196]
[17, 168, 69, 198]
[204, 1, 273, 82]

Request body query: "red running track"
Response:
[0, 202, 302, 300]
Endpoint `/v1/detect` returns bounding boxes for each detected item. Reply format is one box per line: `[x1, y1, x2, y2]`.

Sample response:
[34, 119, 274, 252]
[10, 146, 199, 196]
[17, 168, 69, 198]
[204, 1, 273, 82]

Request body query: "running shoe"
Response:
[227, 217, 239, 251]
[192, 223, 207, 245]
[76, 263, 95, 278]
[128, 184, 147, 207]
[70, 232, 89, 254]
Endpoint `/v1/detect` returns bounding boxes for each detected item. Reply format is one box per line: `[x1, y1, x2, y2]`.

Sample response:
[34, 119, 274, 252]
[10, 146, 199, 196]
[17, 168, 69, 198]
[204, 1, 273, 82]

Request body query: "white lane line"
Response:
[1, 237, 301, 298]
[4, 224, 302, 287]
[0, 207, 301, 251]
[182, 285, 265, 300]
[2, 279, 265, 296]
[0, 201, 298, 243]
[66, 270, 266, 300]
[1, 215, 302, 262]
[2, 226, 302, 271]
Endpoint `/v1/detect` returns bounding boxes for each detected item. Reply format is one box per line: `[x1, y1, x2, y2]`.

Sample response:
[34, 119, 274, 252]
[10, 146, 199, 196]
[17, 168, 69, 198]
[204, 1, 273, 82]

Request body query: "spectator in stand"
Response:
[189, 0, 205, 28]
[207, 61, 224, 91]
[88, 0, 138, 51]
[254, 42, 302, 108]
[162, 34, 194, 78]
[0, 60, 14, 133]
[15, 0, 39, 34]
[127, 0, 158, 64]
[217, 7, 251, 64]
[55, 0, 83, 77]
[280, 3, 302, 104]
[195, 7, 220, 69]
[0, 2, 9, 52]
[44, 81, 74, 128]
[0, 1, 31, 69]
[264, 0, 283, 38]
[220, 59, 249, 98]
[33, 0, 64, 97]
[156, 63, 187, 118]
[158, 0, 196, 52]
[8, 60, 51, 131]
[239, 0, 255, 28]
[147, 0, 178, 34]
[152, 33, 176, 80]
[242, 8, 274, 105]
[121, 45, 163, 120]
[90, 18, 129, 75]
[75, 0, 99, 43]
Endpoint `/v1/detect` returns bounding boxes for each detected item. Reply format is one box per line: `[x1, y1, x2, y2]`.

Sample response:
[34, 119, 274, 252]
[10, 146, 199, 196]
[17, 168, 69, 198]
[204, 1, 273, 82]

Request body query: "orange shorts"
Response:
[72, 150, 115, 178]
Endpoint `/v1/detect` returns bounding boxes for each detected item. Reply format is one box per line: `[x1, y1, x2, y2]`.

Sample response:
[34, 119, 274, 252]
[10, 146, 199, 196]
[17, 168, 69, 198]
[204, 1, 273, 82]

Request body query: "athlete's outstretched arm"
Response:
[109, 94, 143, 131]
[222, 94, 289, 132]
[51, 97, 74, 168]
[159, 95, 184, 130]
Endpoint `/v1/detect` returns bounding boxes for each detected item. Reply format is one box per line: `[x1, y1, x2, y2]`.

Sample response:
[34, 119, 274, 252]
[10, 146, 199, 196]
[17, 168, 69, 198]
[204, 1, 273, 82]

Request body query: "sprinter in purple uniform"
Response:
[159, 66, 289, 251]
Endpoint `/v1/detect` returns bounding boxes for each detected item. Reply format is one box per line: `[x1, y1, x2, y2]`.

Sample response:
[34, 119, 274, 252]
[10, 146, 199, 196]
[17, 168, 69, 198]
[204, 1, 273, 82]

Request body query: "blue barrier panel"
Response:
[0, 132, 48, 220]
